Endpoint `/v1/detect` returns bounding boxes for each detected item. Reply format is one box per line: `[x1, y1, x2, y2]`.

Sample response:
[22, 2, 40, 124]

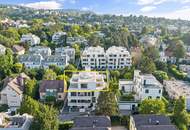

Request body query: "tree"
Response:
[13, 63, 23, 73]
[20, 96, 59, 130]
[64, 64, 77, 71]
[144, 46, 159, 61]
[0, 49, 13, 79]
[173, 97, 190, 130]
[25, 79, 38, 98]
[153, 71, 169, 83]
[139, 99, 166, 114]
[155, 61, 168, 72]
[95, 91, 118, 116]
[110, 70, 120, 79]
[139, 56, 156, 74]
[43, 69, 57, 80]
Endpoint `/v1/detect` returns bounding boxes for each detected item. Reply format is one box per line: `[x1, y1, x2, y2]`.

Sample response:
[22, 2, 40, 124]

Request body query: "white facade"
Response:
[67, 36, 87, 45]
[119, 80, 134, 94]
[20, 34, 40, 46]
[164, 80, 190, 110]
[140, 35, 157, 47]
[55, 46, 75, 62]
[81, 46, 107, 70]
[52, 32, 67, 44]
[67, 71, 106, 112]
[0, 74, 29, 110]
[159, 51, 168, 63]
[29, 46, 51, 57]
[133, 70, 163, 100]
[106, 46, 132, 69]
[81, 46, 132, 70]
[0, 44, 6, 55]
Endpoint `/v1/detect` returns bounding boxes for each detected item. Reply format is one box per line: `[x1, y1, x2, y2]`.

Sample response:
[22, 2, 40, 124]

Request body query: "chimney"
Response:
[156, 120, 160, 125]
[148, 118, 152, 124]
[93, 120, 97, 128]
[17, 75, 24, 86]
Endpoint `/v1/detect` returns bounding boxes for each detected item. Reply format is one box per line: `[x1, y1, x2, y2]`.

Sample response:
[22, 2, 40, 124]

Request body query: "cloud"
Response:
[21, 1, 62, 9]
[143, 6, 190, 20]
[137, 0, 168, 5]
[81, 7, 90, 11]
[140, 6, 156, 12]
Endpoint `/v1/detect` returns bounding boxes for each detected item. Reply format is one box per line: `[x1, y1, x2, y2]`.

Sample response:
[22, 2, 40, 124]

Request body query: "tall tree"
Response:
[139, 56, 156, 74]
[173, 97, 190, 130]
[95, 91, 118, 116]
[139, 99, 166, 114]
[43, 69, 57, 80]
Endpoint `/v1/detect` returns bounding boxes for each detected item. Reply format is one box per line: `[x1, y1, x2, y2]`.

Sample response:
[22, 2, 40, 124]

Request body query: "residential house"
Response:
[42, 55, 69, 68]
[39, 80, 66, 101]
[71, 116, 111, 130]
[55, 46, 75, 62]
[81, 46, 107, 70]
[29, 46, 51, 57]
[130, 114, 177, 130]
[0, 73, 30, 111]
[20, 34, 40, 46]
[106, 46, 132, 69]
[67, 36, 87, 45]
[12, 45, 25, 55]
[163, 80, 190, 110]
[0, 44, 6, 55]
[67, 70, 107, 112]
[52, 32, 67, 45]
[0, 113, 33, 130]
[81, 46, 132, 70]
[18, 54, 43, 69]
[133, 70, 163, 100]
[119, 79, 134, 94]
[140, 35, 158, 48]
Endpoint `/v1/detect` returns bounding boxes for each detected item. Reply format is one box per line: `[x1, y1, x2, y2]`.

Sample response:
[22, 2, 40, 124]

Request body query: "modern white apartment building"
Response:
[0, 44, 6, 55]
[119, 70, 163, 101]
[163, 80, 190, 110]
[29, 46, 51, 57]
[81, 46, 132, 70]
[55, 46, 75, 62]
[52, 32, 67, 45]
[20, 34, 40, 46]
[67, 71, 107, 112]
[133, 70, 163, 100]
[81, 46, 107, 70]
[106, 46, 132, 69]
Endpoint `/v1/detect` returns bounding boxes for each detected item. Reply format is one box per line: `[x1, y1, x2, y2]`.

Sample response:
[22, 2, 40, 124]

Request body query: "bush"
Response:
[59, 121, 73, 130]
[110, 116, 121, 126]
[0, 104, 8, 112]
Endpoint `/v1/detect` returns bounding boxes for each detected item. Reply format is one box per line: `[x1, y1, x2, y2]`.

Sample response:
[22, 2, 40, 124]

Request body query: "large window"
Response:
[145, 89, 149, 93]
[81, 84, 88, 89]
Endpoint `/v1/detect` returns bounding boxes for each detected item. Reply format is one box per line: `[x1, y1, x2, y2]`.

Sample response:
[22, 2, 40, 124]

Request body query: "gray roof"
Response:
[72, 116, 111, 129]
[18, 54, 42, 62]
[132, 115, 177, 130]
[43, 55, 67, 63]
[39, 80, 64, 93]
[139, 125, 178, 130]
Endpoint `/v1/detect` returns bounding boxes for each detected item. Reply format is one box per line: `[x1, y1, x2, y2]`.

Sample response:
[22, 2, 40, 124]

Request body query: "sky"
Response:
[1, 0, 190, 20]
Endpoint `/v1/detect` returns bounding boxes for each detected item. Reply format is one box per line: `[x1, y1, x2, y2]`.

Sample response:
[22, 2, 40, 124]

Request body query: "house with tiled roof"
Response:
[130, 114, 177, 130]
[0, 73, 30, 111]
[12, 45, 25, 55]
[71, 116, 111, 130]
[39, 80, 66, 101]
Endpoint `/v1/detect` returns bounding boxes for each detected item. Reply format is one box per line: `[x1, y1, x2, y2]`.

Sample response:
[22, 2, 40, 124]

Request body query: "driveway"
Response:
[112, 126, 127, 130]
